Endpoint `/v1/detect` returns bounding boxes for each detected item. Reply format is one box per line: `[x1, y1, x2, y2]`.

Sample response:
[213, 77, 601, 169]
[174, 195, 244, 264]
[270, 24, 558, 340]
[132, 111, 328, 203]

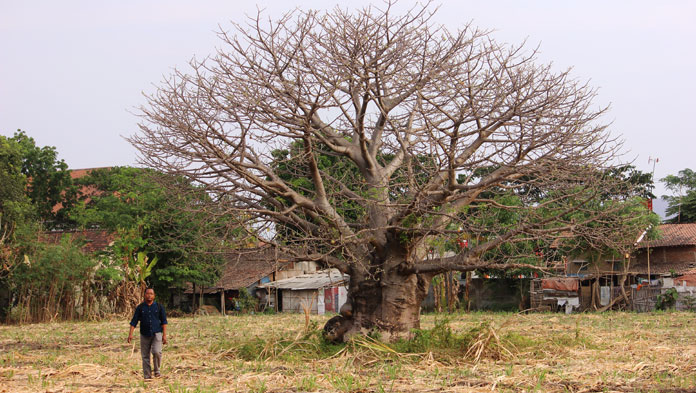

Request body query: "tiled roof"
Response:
[675, 273, 696, 286]
[638, 224, 696, 248]
[71, 167, 111, 201]
[69, 167, 111, 179]
[39, 229, 115, 254]
[213, 246, 285, 290]
[52, 167, 112, 213]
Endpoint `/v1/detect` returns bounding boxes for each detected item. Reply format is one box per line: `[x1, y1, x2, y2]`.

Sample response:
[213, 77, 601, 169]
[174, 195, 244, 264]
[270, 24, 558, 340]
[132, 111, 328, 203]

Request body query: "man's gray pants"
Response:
[140, 332, 163, 378]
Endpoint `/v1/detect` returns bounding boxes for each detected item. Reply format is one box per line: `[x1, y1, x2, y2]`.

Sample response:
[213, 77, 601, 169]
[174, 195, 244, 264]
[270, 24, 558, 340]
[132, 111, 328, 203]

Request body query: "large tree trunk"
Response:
[324, 248, 434, 342]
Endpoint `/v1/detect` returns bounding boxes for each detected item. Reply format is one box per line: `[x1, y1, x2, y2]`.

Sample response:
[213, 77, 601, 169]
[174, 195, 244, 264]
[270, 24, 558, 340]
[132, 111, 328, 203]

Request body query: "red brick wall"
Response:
[634, 246, 696, 270]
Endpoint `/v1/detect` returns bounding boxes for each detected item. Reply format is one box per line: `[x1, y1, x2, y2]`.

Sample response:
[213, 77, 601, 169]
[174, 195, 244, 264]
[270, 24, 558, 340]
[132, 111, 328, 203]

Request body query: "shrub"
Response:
[657, 288, 679, 310]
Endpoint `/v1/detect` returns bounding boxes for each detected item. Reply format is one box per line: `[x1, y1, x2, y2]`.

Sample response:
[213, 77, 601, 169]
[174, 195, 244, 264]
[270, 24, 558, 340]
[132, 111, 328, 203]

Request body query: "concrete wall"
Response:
[674, 286, 696, 311]
[423, 278, 528, 312]
[276, 261, 318, 280]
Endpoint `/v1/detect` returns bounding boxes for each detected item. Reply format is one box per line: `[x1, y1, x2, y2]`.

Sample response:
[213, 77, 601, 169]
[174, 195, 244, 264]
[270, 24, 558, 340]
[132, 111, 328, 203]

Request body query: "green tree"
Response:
[9, 130, 76, 227]
[71, 167, 232, 298]
[662, 169, 696, 223]
[0, 135, 37, 279]
[1, 131, 121, 322]
[452, 165, 657, 266]
[0, 137, 33, 228]
[603, 165, 655, 200]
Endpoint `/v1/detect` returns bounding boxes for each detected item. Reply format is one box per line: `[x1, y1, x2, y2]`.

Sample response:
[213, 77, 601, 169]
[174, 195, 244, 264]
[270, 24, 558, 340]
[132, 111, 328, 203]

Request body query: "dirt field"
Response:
[1, 311, 695, 392]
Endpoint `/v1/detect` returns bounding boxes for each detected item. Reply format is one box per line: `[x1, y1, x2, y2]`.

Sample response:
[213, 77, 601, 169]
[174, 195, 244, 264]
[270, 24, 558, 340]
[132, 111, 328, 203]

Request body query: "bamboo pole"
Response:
[220, 290, 225, 316]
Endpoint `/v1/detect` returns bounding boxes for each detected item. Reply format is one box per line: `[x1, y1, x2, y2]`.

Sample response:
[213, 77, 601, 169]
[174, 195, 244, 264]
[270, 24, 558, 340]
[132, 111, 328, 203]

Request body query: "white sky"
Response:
[1, 1, 694, 197]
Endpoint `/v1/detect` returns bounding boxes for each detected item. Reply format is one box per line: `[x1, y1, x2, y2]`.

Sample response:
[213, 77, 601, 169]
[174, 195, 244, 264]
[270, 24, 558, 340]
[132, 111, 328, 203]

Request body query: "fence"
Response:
[631, 286, 660, 312]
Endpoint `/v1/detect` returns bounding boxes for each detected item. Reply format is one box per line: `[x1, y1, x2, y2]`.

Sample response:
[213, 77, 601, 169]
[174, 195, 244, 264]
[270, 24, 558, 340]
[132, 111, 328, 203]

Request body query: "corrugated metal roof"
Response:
[259, 269, 348, 290]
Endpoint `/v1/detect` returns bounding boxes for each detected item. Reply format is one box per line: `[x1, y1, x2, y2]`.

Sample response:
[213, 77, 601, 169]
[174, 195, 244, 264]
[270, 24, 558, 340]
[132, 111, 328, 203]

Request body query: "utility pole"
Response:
[647, 157, 659, 300]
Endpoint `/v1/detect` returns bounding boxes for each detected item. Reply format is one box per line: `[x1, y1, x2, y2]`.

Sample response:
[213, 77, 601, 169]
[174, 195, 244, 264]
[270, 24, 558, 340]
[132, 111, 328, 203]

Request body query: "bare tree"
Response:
[131, 3, 630, 339]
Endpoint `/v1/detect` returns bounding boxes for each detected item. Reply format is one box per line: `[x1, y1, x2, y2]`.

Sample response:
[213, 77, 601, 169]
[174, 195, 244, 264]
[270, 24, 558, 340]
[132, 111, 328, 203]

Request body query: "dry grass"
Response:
[1, 311, 695, 392]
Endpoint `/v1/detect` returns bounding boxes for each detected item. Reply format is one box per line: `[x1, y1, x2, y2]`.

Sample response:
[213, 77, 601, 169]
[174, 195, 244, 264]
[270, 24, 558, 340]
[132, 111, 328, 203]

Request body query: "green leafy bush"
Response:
[657, 288, 679, 310]
[235, 287, 258, 313]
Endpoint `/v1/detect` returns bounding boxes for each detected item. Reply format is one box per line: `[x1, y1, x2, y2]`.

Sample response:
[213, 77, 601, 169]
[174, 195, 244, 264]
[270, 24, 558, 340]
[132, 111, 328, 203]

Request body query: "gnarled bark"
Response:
[346, 271, 433, 341]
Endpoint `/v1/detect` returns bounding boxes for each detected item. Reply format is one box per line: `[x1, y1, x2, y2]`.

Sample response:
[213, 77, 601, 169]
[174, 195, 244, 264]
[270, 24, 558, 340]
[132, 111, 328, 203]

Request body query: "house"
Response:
[630, 223, 696, 311]
[38, 229, 115, 254]
[563, 252, 630, 311]
[51, 167, 111, 215]
[532, 246, 652, 312]
[179, 245, 319, 314]
[532, 224, 696, 312]
[38, 167, 117, 252]
[531, 260, 638, 313]
[631, 223, 696, 277]
[258, 269, 349, 315]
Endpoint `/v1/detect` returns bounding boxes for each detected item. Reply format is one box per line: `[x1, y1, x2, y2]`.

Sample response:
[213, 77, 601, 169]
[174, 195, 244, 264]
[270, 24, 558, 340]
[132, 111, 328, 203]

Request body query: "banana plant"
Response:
[127, 251, 158, 295]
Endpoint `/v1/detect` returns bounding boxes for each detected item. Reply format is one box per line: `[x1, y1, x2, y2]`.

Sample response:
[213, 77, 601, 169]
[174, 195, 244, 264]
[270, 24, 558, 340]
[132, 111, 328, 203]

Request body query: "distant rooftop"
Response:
[39, 229, 115, 254]
[69, 167, 112, 179]
[638, 223, 696, 248]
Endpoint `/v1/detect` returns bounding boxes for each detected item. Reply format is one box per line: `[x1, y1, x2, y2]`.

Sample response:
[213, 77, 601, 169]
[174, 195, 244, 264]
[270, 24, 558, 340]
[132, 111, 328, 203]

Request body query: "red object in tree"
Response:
[641, 198, 653, 211]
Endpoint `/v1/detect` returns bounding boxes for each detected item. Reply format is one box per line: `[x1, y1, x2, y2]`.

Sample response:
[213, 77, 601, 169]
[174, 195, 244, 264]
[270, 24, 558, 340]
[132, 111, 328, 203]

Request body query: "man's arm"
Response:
[160, 304, 168, 345]
[127, 325, 135, 343]
[128, 305, 140, 343]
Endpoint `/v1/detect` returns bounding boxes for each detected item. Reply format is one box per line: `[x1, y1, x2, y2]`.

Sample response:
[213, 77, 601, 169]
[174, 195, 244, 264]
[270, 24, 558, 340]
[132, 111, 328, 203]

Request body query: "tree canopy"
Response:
[0, 135, 35, 278]
[0, 135, 34, 236]
[1, 132, 242, 320]
[662, 168, 696, 223]
[10, 130, 76, 227]
[71, 167, 235, 292]
[130, 3, 641, 338]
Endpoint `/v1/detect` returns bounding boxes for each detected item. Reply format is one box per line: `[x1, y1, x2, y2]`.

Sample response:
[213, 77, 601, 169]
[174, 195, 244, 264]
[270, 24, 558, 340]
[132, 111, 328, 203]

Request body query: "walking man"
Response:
[128, 288, 168, 380]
